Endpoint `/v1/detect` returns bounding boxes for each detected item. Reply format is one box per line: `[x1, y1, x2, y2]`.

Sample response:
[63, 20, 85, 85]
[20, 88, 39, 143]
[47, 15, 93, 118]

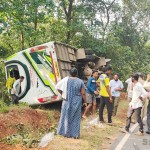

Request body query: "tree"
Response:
[55, 0, 86, 44]
[0, 0, 54, 50]
[81, 0, 120, 42]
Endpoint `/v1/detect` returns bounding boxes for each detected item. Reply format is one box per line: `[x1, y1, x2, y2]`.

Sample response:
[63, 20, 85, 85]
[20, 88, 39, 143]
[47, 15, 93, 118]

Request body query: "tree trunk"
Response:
[34, 8, 38, 31]
[62, 0, 74, 44]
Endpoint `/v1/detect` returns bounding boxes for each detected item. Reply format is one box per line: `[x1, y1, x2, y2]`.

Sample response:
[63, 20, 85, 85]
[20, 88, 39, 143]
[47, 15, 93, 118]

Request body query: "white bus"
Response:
[5, 41, 108, 105]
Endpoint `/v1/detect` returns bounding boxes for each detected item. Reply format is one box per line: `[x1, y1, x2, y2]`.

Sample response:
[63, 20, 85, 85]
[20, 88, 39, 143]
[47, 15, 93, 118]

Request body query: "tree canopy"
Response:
[0, 0, 150, 80]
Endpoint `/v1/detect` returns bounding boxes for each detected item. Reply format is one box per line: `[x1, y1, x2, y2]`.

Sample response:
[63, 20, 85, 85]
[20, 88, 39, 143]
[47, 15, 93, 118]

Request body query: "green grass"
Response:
[0, 99, 9, 113]
[0, 99, 31, 114]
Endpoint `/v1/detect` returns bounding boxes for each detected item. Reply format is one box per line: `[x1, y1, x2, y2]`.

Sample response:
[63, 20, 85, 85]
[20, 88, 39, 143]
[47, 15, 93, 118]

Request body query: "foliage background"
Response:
[0, 0, 150, 100]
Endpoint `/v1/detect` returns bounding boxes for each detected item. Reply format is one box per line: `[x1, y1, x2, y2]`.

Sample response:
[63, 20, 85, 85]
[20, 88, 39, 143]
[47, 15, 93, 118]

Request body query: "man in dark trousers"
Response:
[147, 100, 150, 135]
[121, 73, 147, 136]
[144, 74, 150, 135]
[11, 76, 24, 104]
[98, 66, 113, 124]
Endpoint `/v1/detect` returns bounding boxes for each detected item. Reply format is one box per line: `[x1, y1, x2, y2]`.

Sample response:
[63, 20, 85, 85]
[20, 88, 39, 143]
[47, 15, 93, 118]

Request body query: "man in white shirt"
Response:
[11, 76, 24, 104]
[109, 74, 124, 116]
[137, 73, 148, 121]
[121, 73, 147, 136]
[125, 76, 133, 102]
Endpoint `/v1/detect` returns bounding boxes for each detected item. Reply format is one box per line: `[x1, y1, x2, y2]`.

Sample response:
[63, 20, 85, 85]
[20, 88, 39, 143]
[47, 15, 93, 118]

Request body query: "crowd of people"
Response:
[56, 66, 150, 139]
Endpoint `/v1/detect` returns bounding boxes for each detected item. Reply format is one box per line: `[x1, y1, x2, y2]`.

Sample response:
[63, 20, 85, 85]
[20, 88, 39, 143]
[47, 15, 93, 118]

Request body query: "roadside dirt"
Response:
[0, 106, 60, 150]
[46, 95, 129, 150]
[0, 93, 129, 150]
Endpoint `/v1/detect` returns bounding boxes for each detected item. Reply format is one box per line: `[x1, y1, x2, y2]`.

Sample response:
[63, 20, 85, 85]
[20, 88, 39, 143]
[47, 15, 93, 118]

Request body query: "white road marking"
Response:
[115, 116, 146, 150]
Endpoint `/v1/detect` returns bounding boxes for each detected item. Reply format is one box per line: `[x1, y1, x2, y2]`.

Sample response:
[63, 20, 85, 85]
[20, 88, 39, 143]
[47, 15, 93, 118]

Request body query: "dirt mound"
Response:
[0, 143, 27, 150]
[0, 107, 52, 138]
[0, 106, 60, 150]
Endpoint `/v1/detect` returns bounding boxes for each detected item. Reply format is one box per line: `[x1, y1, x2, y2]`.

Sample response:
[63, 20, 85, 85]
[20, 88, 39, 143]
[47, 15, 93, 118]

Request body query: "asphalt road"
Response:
[111, 117, 150, 150]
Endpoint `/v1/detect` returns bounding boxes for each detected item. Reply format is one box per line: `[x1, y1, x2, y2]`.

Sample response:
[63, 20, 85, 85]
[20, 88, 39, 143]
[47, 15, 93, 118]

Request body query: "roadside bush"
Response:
[0, 99, 9, 113]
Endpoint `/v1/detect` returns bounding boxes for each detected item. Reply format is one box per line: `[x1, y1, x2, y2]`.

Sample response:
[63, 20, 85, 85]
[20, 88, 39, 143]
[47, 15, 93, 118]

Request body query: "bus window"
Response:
[7, 65, 20, 80]
[30, 51, 56, 83]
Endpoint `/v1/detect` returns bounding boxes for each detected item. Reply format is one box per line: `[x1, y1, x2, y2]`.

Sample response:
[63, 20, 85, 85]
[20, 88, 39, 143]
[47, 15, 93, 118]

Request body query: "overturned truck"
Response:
[5, 41, 110, 105]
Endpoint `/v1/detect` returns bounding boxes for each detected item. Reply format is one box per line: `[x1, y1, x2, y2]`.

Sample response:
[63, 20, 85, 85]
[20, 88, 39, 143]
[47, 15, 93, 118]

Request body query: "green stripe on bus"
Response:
[23, 51, 57, 95]
[6, 53, 17, 61]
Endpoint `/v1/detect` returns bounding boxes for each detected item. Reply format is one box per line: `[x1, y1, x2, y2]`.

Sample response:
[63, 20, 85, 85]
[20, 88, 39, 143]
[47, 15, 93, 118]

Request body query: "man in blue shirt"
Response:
[82, 70, 99, 119]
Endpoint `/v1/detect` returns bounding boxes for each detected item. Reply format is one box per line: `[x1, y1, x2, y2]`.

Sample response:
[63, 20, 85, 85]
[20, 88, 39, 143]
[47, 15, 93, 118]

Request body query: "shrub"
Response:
[0, 99, 9, 113]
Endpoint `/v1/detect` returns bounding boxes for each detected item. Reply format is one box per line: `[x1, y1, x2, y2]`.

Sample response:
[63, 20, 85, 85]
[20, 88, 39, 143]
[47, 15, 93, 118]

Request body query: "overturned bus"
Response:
[4, 41, 110, 105]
